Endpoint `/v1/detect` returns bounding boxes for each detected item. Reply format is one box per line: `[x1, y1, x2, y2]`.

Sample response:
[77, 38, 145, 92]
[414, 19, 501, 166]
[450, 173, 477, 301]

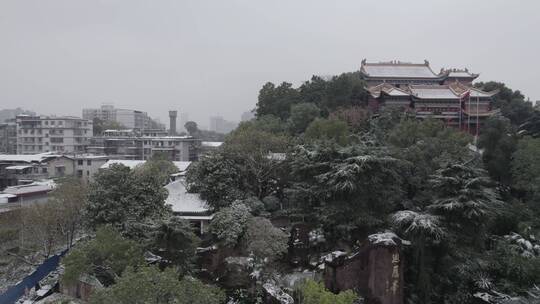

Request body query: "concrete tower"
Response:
[169, 110, 177, 135]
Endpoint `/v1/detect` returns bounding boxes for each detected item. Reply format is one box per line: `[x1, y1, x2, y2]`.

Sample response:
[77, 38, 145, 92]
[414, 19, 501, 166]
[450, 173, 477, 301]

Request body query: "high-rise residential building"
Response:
[179, 113, 189, 133]
[82, 104, 157, 130]
[16, 115, 93, 154]
[209, 116, 238, 134]
[169, 111, 177, 135]
[87, 129, 200, 161]
[0, 108, 35, 123]
[0, 120, 17, 154]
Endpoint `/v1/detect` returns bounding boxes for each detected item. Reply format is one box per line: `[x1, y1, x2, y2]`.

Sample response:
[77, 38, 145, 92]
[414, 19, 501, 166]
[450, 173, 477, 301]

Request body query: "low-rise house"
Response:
[70, 154, 109, 183]
[0, 153, 108, 190]
[164, 178, 213, 235]
[0, 153, 72, 189]
[0, 181, 55, 213]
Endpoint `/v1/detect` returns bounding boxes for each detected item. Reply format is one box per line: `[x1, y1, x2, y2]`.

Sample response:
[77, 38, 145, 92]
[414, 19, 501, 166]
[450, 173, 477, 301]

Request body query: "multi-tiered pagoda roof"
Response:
[361, 60, 499, 132]
[360, 59, 479, 85]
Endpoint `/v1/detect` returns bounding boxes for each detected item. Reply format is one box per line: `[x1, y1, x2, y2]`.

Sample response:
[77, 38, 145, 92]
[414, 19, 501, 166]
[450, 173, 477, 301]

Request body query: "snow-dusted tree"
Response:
[50, 177, 87, 249]
[151, 217, 200, 274]
[392, 210, 446, 303]
[428, 165, 504, 245]
[209, 202, 252, 247]
[84, 164, 169, 231]
[89, 265, 225, 304]
[243, 217, 288, 261]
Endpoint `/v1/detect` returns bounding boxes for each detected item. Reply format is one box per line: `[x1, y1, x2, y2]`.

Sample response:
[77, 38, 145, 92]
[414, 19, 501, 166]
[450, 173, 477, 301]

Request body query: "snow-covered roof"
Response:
[164, 179, 209, 214]
[3, 183, 54, 196]
[173, 161, 191, 172]
[201, 141, 223, 148]
[5, 165, 33, 170]
[100, 160, 191, 172]
[410, 85, 459, 99]
[361, 61, 440, 79]
[101, 160, 145, 169]
[0, 152, 60, 163]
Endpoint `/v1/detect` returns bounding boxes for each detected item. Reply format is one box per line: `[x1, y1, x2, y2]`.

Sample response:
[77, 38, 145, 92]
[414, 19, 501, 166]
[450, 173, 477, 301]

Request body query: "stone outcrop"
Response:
[323, 232, 405, 304]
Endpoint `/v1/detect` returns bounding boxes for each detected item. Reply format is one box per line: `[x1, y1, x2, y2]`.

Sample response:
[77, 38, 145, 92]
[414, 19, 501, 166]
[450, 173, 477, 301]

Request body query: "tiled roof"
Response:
[0, 152, 61, 163]
[410, 85, 459, 99]
[361, 60, 441, 79]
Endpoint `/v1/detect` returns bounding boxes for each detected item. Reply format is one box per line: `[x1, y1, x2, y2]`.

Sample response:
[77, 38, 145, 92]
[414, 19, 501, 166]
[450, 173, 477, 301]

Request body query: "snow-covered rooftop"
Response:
[0, 152, 60, 163]
[100, 160, 191, 172]
[362, 61, 440, 78]
[410, 86, 459, 99]
[164, 179, 209, 214]
[201, 141, 223, 148]
[2, 182, 54, 196]
[5, 165, 33, 170]
[368, 231, 402, 246]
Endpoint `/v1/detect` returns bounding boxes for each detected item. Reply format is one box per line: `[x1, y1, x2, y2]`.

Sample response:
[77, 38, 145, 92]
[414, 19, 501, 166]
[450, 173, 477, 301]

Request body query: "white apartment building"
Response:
[83, 104, 153, 130]
[142, 136, 198, 161]
[16, 115, 93, 154]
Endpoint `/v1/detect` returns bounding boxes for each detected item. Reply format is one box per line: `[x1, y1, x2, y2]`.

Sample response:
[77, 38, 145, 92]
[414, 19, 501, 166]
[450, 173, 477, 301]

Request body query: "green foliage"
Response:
[255, 73, 368, 121]
[184, 121, 199, 135]
[243, 217, 288, 260]
[511, 136, 540, 204]
[388, 118, 471, 170]
[187, 122, 290, 209]
[256, 82, 299, 120]
[151, 217, 200, 274]
[62, 226, 143, 286]
[89, 265, 226, 304]
[475, 81, 533, 125]
[209, 202, 252, 247]
[428, 165, 503, 237]
[85, 164, 170, 230]
[329, 106, 370, 131]
[304, 118, 350, 145]
[92, 118, 126, 135]
[478, 117, 517, 184]
[288, 102, 320, 134]
[286, 143, 408, 241]
[225, 120, 291, 156]
[296, 280, 358, 304]
[136, 152, 178, 185]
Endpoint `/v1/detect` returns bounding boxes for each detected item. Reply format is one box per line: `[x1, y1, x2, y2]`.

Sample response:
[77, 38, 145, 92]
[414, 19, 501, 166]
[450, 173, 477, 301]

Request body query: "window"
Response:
[87, 170, 90, 176]
[77, 160, 83, 166]
[77, 170, 83, 177]
[56, 166, 66, 176]
[87, 160, 92, 166]
[42, 167, 48, 174]
[51, 137, 64, 143]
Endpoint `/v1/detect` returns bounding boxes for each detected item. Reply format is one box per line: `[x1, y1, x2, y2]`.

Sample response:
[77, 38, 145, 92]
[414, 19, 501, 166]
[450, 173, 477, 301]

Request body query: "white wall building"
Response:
[83, 104, 154, 130]
[16, 115, 93, 154]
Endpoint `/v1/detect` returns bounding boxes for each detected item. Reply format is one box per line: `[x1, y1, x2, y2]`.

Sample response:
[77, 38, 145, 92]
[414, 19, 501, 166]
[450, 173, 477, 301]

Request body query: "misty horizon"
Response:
[1, 0, 539, 126]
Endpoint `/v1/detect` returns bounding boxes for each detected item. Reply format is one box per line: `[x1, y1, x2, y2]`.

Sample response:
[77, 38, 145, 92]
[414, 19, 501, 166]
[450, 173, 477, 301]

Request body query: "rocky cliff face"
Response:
[324, 232, 405, 304]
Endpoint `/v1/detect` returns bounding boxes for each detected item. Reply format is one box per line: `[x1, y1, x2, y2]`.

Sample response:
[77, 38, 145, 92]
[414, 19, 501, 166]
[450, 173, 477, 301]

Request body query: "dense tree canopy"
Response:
[62, 226, 143, 286]
[90, 266, 225, 304]
[84, 163, 170, 231]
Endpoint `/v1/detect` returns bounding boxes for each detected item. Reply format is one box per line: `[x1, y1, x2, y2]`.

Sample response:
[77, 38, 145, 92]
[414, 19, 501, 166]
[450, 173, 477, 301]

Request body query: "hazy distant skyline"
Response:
[1, 0, 539, 125]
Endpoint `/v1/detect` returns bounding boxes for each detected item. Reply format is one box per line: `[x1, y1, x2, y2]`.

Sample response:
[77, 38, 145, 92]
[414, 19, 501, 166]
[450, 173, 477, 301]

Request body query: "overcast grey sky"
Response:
[1, 0, 539, 127]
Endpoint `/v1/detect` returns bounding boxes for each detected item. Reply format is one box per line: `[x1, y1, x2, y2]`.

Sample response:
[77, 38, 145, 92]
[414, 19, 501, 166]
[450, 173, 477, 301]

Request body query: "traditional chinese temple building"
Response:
[361, 60, 499, 133]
